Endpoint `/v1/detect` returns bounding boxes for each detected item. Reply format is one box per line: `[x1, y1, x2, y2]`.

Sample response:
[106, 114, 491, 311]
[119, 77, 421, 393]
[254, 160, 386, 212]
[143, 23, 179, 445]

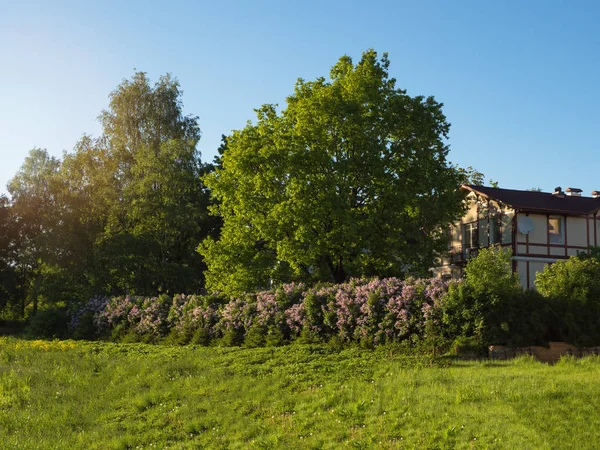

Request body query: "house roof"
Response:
[461, 184, 600, 216]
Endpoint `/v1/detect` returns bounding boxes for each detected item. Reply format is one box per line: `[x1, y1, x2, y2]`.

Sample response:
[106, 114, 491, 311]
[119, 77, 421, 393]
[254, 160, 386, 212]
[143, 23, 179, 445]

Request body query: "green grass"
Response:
[2, 338, 600, 449]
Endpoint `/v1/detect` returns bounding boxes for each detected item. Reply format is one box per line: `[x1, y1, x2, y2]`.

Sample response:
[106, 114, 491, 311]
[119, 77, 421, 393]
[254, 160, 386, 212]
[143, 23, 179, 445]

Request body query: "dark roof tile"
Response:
[461, 185, 600, 216]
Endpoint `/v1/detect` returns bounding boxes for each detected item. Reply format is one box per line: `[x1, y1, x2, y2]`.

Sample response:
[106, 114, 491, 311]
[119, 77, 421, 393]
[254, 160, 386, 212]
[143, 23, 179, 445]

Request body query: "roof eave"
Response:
[460, 185, 600, 216]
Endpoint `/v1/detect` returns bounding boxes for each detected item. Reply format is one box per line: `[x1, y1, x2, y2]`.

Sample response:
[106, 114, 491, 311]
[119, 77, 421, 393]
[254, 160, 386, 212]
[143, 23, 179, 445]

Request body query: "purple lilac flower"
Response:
[69, 296, 110, 331]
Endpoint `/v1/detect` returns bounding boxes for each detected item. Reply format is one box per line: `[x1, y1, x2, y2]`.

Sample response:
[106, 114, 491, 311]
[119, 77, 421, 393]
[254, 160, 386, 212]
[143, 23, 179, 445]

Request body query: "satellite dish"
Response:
[518, 217, 534, 235]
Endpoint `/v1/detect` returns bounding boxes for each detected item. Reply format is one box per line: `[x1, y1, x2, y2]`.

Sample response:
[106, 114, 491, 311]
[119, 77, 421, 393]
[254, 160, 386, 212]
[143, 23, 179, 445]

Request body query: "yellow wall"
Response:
[567, 216, 588, 247]
[462, 193, 479, 223]
[595, 216, 600, 246]
[515, 260, 550, 290]
[517, 261, 527, 287]
[514, 212, 591, 256]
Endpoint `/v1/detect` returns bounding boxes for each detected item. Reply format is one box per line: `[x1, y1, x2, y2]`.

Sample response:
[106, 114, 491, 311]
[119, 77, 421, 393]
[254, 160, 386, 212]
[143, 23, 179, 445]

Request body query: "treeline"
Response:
[1, 50, 483, 321]
[0, 73, 220, 319]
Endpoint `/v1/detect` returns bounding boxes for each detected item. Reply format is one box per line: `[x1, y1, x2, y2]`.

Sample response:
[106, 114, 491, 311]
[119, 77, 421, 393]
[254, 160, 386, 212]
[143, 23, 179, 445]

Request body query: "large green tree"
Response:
[2, 73, 218, 319]
[201, 50, 468, 295]
[6, 148, 62, 315]
[0, 195, 21, 318]
[94, 72, 216, 295]
[71, 72, 218, 295]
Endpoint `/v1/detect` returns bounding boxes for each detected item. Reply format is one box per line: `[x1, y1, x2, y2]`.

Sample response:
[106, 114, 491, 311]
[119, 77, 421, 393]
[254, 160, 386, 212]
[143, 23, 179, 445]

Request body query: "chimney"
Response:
[593, 191, 600, 199]
[552, 187, 565, 198]
[566, 187, 582, 197]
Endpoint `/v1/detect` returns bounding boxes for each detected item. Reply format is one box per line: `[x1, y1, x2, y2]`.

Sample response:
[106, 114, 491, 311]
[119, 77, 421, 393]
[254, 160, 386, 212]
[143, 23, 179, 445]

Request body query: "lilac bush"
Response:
[215, 297, 254, 336]
[146, 294, 221, 344]
[68, 296, 110, 331]
[98, 296, 140, 331]
[276, 282, 306, 307]
[133, 296, 171, 336]
[285, 303, 305, 336]
[302, 284, 339, 336]
[69, 277, 451, 346]
[422, 277, 449, 324]
[168, 294, 220, 338]
[354, 278, 403, 344]
[335, 279, 367, 341]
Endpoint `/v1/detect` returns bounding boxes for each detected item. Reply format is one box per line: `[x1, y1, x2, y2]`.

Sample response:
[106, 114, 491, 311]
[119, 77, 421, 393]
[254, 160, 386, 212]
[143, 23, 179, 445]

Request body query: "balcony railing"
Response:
[449, 245, 478, 264]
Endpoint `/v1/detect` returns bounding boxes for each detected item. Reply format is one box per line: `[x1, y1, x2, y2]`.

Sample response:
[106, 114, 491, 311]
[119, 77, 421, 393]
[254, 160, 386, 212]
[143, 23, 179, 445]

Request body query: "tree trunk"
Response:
[325, 255, 346, 284]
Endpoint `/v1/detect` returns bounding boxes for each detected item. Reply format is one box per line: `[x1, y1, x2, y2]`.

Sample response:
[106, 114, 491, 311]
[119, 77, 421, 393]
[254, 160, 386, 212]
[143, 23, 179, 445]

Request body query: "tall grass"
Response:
[1, 337, 600, 449]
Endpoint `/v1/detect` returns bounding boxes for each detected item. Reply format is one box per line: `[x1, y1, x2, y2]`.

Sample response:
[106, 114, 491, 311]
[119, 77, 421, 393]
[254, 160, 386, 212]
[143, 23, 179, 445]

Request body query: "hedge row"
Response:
[34, 250, 600, 350]
[69, 278, 449, 347]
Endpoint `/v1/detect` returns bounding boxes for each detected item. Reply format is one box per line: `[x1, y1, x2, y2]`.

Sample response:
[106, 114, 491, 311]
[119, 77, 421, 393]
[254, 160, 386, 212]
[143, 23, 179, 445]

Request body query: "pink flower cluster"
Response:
[68, 296, 110, 331]
[167, 294, 220, 337]
[71, 278, 450, 345]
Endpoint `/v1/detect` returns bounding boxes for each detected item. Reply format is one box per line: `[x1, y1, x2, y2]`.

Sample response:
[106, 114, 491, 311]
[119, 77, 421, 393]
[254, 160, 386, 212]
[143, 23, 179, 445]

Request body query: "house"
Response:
[437, 184, 600, 289]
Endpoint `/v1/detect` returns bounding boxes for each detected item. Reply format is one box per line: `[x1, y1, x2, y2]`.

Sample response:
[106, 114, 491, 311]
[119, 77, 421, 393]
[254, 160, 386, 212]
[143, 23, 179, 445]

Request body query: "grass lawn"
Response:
[1, 337, 600, 449]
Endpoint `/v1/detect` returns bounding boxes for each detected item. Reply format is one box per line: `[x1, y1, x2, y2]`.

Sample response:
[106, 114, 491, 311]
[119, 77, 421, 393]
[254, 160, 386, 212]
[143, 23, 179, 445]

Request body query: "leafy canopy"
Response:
[535, 256, 600, 303]
[1, 72, 218, 320]
[464, 247, 521, 300]
[201, 50, 469, 294]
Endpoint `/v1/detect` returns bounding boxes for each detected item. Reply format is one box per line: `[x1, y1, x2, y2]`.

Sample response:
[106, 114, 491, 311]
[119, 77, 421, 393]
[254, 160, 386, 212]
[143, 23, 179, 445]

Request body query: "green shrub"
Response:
[439, 248, 551, 347]
[449, 336, 485, 356]
[25, 308, 69, 339]
[464, 247, 521, 299]
[244, 325, 266, 348]
[534, 256, 600, 346]
[72, 311, 97, 340]
[190, 327, 211, 346]
[109, 323, 131, 342]
[535, 257, 600, 304]
[265, 327, 286, 347]
[545, 296, 600, 347]
[219, 329, 243, 347]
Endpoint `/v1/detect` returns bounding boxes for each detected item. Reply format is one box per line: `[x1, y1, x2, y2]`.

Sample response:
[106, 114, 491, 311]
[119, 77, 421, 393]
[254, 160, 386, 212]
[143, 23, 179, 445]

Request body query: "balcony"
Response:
[449, 245, 478, 264]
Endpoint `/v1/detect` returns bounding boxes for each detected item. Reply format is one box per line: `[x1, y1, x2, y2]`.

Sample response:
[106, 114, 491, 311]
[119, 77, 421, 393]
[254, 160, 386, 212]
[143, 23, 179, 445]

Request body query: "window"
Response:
[501, 213, 513, 244]
[445, 226, 453, 250]
[462, 222, 478, 249]
[478, 219, 489, 247]
[490, 215, 502, 245]
[548, 217, 564, 244]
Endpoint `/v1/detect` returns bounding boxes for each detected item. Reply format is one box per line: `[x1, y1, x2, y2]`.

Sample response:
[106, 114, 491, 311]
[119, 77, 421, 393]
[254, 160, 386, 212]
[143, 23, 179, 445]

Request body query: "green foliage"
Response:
[24, 308, 68, 339]
[536, 256, 600, 303]
[440, 248, 549, 347]
[244, 325, 267, 348]
[449, 335, 486, 356]
[219, 329, 244, 347]
[0, 196, 21, 319]
[92, 72, 218, 295]
[535, 257, 600, 346]
[201, 50, 468, 294]
[190, 327, 211, 346]
[579, 245, 600, 261]
[5, 149, 62, 316]
[1, 72, 219, 318]
[71, 311, 97, 341]
[464, 247, 521, 300]
[545, 297, 600, 347]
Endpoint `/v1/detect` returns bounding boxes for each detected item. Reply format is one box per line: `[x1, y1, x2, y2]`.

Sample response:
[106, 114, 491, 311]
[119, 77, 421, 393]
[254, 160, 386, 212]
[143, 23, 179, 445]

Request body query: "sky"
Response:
[1, 0, 600, 197]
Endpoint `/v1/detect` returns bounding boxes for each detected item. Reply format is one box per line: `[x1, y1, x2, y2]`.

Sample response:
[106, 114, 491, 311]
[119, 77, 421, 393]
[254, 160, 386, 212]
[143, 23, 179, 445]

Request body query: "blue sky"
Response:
[1, 0, 599, 196]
